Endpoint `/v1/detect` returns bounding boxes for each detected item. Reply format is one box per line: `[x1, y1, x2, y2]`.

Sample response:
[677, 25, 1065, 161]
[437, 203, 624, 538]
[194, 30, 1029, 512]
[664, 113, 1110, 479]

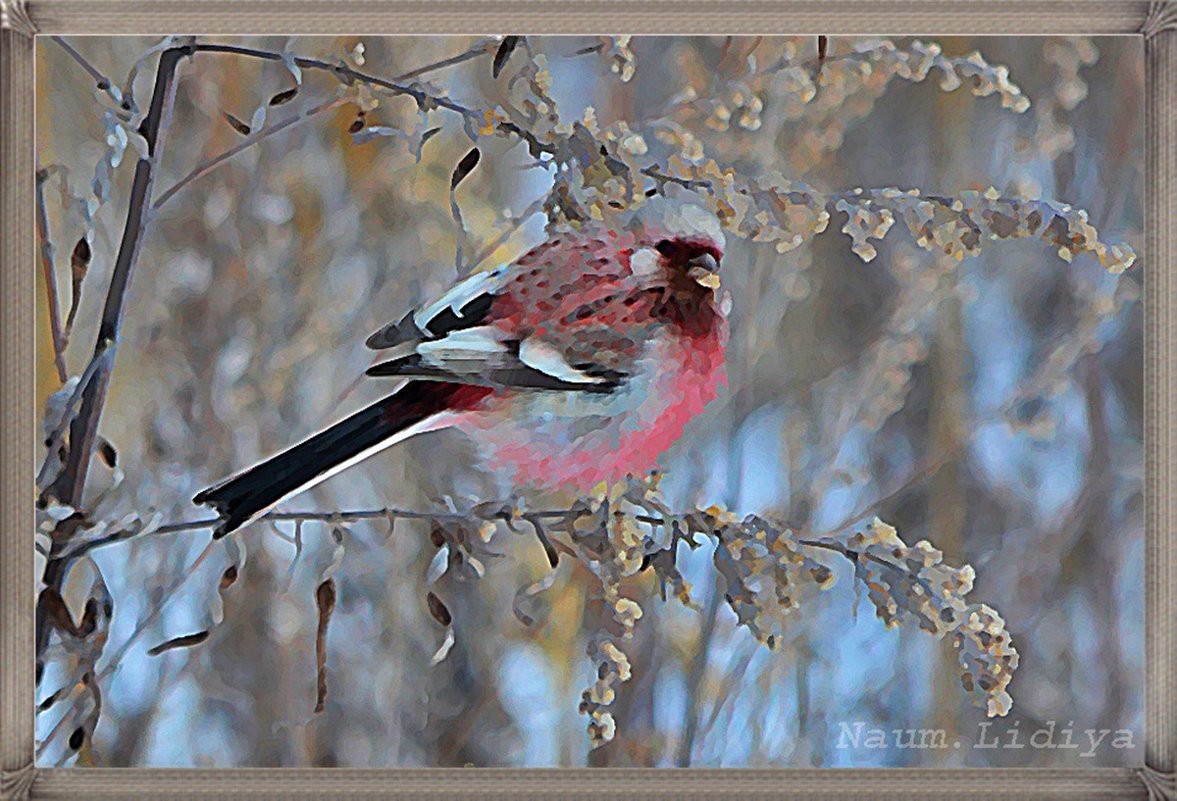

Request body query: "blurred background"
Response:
[35, 35, 1143, 768]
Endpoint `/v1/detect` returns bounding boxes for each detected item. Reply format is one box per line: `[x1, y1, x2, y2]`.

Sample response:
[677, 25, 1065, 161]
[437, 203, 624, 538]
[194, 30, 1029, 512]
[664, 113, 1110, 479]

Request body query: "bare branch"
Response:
[58, 504, 582, 560]
[51, 36, 124, 109]
[35, 343, 116, 495]
[470, 196, 547, 268]
[62, 236, 90, 343]
[35, 168, 68, 383]
[153, 96, 347, 209]
[38, 44, 186, 674]
[394, 37, 498, 81]
[187, 42, 556, 158]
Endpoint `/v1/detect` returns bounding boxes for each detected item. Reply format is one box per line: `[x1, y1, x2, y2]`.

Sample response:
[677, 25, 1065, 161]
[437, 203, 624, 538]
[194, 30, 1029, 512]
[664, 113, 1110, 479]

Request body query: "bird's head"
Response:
[625, 196, 725, 293]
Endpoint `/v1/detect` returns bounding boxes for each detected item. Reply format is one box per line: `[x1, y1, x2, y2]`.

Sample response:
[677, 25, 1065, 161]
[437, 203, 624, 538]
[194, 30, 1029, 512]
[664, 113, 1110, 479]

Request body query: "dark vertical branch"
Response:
[1079, 354, 1125, 721]
[35, 168, 68, 384]
[37, 45, 187, 673]
[675, 579, 721, 766]
[926, 281, 967, 741]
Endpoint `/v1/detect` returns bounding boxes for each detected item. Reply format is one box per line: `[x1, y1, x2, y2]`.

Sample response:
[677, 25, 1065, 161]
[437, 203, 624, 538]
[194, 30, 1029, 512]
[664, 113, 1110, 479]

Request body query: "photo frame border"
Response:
[1, 2, 1172, 797]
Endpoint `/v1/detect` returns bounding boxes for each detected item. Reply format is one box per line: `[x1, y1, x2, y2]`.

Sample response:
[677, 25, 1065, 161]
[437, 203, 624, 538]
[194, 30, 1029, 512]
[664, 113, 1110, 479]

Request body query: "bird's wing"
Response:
[367, 268, 659, 390]
[365, 264, 511, 350]
[364, 246, 653, 393]
[365, 324, 629, 393]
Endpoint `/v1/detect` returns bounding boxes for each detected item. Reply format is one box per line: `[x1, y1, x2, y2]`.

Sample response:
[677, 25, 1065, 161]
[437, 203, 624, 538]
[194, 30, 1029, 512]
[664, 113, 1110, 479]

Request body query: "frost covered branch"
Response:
[639, 160, 1136, 274]
[38, 471, 1018, 751]
[558, 475, 1018, 747]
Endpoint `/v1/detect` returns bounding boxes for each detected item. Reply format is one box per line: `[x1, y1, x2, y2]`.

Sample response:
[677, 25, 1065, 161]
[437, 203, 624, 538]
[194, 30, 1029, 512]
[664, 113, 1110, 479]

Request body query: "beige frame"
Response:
[2, 2, 1173, 798]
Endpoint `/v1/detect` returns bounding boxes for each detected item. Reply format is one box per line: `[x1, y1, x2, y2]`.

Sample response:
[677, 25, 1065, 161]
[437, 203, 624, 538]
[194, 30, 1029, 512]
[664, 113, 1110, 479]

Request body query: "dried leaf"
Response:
[419, 126, 442, 150]
[280, 48, 303, 85]
[314, 578, 336, 713]
[222, 111, 252, 136]
[37, 685, 66, 713]
[96, 438, 118, 469]
[430, 627, 456, 665]
[64, 236, 91, 336]
[319, 526, 346, 584]
[493, 36, 522, 79]
[146, 630, 209, 656]
[426, 544, 450, 585]
[450, 147, 481, 191]
[427, 591, 452, 626]
[219, 563, 238, 591]
[223, 534, 248, 574]
[513, 569, 559, 628]
[243, 103, 265, 132]
[40, 587, 79, 637]
[269, 86, 299, 106]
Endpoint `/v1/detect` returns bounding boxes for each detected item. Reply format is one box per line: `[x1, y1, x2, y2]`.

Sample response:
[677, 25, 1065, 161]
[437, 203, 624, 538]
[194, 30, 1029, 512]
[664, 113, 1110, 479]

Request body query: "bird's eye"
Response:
[655, 240, 676, 256]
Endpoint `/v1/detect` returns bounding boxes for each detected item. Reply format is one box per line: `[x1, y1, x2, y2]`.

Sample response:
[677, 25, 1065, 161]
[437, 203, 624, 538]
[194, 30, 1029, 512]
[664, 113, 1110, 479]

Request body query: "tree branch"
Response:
[57, 504, 582, 561]
[151, 38, 526, 211]
[392, 37, 498, 82]
[51, 36, 124, 109]
[153, 96, 346, 209]
[36, 167, 68, 383]
[37, 44, 186, 676]
[187, 42, 555, 157]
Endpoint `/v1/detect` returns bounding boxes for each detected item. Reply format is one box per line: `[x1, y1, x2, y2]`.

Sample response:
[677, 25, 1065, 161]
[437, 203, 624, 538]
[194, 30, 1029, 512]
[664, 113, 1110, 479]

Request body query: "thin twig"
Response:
[812, 451, 952, 539]
[393, 37, 498, 81]
[51, 36, 124, 108]
[37, 539, 218, 759]
[35, 345, 117, 494]
[695, 636, 758, 753]
[187, 43, 555, 158]
[154, 39, 502, 211]
[470, 196, 546, 267]
[153, 39, 556, 212]
[104, 540, 218, 680]
[676, 580, 722, 766]
[36, 168, 69, 383]
[640, 166, 713, 193]
[70, 498, 937, 604]
[56, 505, 583, 560]
[153, 96, 347, 209]
[797, 536, 938, 597]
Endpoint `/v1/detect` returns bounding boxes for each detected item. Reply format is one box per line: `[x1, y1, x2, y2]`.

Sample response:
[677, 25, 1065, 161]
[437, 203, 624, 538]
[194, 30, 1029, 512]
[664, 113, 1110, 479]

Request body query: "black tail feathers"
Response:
[194, 381, 465, 538]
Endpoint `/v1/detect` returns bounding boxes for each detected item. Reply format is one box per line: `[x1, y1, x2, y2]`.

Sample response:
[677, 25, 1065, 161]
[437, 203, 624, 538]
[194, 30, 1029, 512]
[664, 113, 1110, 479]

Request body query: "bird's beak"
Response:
[687, 253, 721, 289]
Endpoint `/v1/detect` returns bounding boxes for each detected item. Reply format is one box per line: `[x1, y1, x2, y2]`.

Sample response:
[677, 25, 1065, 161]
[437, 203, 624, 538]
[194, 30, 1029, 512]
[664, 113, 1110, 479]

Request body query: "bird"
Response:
[194, 197, 730, 538]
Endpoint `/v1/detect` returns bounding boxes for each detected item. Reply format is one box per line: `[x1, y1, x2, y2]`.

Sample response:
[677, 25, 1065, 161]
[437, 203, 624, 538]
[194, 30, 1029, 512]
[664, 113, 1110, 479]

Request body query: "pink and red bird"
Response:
[195, 199, 730, 537]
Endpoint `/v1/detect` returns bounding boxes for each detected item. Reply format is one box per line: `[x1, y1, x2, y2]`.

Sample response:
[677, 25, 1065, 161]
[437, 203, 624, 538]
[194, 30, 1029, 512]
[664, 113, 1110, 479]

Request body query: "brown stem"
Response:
[51, 36, 123, 108]
[152, 39, 501, 210]
[37, 45, 186, 675]
[186, 43, 554, 158]
[675, 582, 721, 766]
[60, 505, 582, 560]
[470, 196, 546, 267]
[153, 96, 346, 209]
[392, 37, 497, 81]
[35, 168, 68, 383]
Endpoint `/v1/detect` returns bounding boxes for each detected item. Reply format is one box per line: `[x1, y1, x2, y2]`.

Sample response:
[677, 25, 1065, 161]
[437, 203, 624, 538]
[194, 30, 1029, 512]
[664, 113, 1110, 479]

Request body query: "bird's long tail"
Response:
[194, 381, 489, 538]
